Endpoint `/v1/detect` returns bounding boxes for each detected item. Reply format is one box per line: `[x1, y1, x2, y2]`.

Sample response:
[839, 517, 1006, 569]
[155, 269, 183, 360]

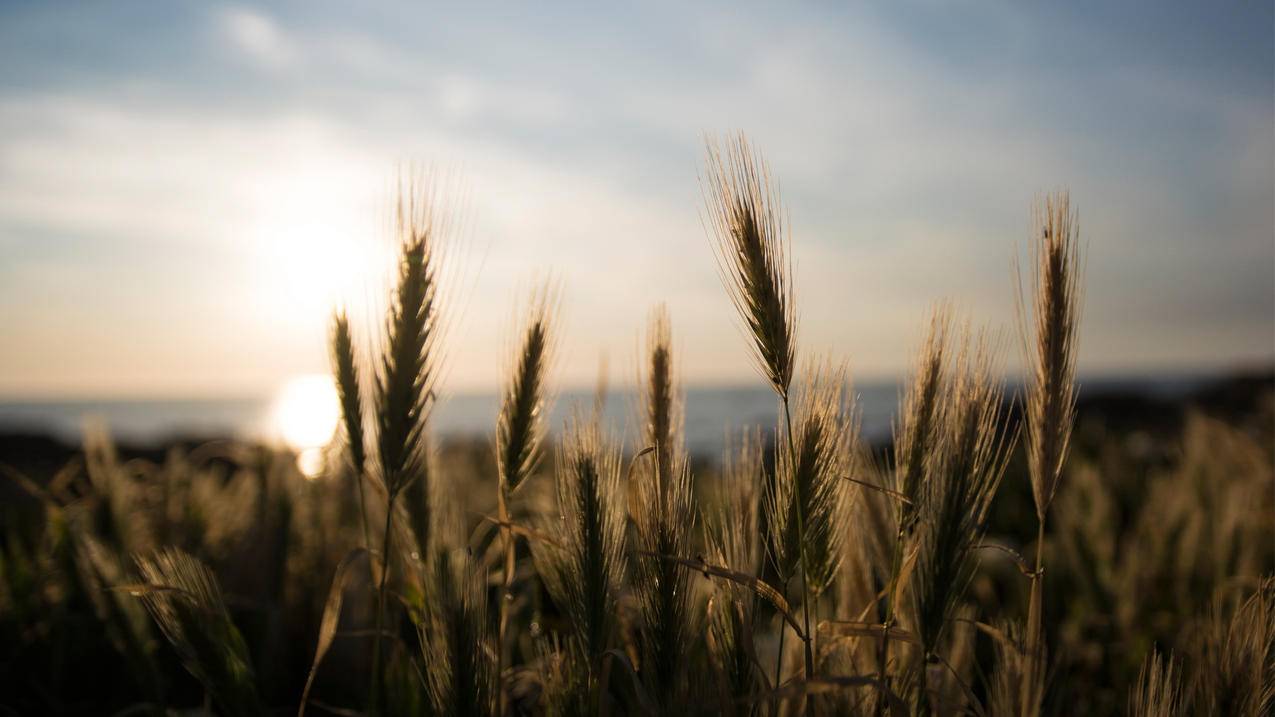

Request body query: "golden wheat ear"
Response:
[330, 310, 372, 552]
[1018, 191, 1083, 522]
[893, 304, 952, 532]
[702, 133, 797, 401]
[497, 281, 558, 497]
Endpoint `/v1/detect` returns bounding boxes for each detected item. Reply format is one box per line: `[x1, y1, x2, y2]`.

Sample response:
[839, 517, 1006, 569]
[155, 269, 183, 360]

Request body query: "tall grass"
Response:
[1016, 191, 1084, 716]
[4, 137, 1273, 717]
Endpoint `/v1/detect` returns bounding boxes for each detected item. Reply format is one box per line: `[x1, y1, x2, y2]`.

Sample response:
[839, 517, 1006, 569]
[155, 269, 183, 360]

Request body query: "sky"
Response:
[1, 1, 1271, 397]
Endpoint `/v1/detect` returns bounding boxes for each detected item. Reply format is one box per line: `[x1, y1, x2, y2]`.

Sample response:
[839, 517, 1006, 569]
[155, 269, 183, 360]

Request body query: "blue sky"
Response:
[1, 1, 1271, 396]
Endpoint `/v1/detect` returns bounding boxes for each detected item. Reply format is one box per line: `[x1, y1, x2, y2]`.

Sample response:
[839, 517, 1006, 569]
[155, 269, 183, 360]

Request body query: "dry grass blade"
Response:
[639, 551, 804, 639]
[299, 549, 368, 717]
[819, 620, 919, 645]
[702, 133, 797, 400]
[478, 514, 564, 549]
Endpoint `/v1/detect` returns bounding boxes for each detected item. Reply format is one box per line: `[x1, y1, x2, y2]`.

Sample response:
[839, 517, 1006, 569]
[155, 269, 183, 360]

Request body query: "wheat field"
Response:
[1, 137, 1271, 717]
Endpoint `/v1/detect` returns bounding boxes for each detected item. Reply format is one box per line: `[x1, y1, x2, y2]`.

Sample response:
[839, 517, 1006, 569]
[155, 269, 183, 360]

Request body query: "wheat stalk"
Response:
[370, 178, 445, 711]
[494, 281, 557, 714]
[703, 134, 819, 684]
[1016, 191, 1083, 715]
[632, 305, 697, 705]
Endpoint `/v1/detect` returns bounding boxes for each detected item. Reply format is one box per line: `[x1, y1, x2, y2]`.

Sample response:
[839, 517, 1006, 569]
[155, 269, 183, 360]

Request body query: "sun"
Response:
[270, 373, 341, 477]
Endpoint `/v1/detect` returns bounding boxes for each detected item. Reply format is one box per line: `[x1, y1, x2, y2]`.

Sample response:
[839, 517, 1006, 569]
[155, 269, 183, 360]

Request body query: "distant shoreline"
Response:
[1, 369, 1268, 472]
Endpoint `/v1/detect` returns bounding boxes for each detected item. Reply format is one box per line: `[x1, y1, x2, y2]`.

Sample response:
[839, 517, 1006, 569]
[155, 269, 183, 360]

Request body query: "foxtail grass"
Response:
[705, 429, 766, 710]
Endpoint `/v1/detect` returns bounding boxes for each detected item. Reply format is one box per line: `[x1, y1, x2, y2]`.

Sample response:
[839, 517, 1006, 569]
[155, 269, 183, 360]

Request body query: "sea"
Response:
[0, 374, 1215, 460]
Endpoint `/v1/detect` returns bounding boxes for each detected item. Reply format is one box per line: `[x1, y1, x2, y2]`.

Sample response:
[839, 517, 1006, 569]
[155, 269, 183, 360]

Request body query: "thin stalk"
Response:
[782, 398, 815, 681]
[356, 471, 372, 555]
[775, 576, 789, 684]
[876, 523, 906, 715]
[496, 485, 514, 715]
[1023, 518, 1046, 715]
[370, 491, 396, 714]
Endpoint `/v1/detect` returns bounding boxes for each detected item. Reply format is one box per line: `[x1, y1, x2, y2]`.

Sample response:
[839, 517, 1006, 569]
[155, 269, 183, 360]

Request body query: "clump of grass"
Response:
[705, 429, 767, 710]
[1128, 650, 1182, 717]
[132, 548, 262, 717]
[419, 535, 495, 717]
[768, 362, 856, 601]
[532, 416, 626, 707]
[909, 329, 1014, 710]
[1188, 577, 1273, 715]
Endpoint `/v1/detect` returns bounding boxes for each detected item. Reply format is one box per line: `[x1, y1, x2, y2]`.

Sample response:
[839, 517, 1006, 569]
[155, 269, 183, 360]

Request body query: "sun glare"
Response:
[271, 373, 340, 478]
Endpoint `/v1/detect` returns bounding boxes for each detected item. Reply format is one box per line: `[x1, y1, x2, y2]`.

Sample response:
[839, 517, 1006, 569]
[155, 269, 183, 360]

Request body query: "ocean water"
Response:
[0, 375, 1212, 459]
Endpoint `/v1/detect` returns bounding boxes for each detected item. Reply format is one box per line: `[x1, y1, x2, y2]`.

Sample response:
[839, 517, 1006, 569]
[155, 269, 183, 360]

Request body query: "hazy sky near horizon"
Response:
[1, 1, 1271, 397]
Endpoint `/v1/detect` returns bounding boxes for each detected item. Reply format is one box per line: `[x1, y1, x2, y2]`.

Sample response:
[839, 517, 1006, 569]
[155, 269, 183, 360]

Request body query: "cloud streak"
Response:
[0, 1, 1270, 395]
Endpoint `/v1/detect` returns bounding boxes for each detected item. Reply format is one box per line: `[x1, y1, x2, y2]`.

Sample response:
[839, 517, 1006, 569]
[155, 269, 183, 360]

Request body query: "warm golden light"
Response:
[271, 373, 340, 477]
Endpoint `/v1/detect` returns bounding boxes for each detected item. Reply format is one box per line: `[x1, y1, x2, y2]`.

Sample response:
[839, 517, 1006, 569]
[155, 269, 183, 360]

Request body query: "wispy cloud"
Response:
[0, 1, 1269, 395]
